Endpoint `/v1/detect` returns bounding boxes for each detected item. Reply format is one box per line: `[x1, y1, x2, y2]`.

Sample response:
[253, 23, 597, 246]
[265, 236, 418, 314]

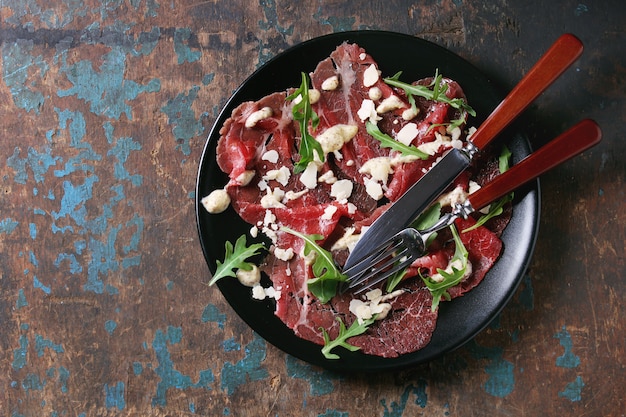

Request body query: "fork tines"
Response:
[343, 231, 414, 293]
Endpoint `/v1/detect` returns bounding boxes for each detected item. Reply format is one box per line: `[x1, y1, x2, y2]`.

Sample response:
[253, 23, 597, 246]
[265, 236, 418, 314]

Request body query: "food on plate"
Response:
[203, 42, 512, 358]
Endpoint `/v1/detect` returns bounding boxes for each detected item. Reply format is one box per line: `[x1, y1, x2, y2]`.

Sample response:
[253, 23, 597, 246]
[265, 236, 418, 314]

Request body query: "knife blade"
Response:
[342, 33, 583, 272]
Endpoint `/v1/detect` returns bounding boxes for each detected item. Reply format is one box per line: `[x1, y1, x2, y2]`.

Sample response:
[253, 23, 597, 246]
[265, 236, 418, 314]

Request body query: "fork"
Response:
[343, 119, 602, 294]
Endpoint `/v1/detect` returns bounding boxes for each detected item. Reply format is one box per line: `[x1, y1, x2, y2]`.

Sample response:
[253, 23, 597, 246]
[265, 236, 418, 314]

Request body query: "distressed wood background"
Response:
[1, 1, 624, 416]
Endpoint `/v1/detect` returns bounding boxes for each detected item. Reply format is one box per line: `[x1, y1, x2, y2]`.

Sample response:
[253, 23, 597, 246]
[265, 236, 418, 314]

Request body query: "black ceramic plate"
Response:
[196, 31, 539, 372]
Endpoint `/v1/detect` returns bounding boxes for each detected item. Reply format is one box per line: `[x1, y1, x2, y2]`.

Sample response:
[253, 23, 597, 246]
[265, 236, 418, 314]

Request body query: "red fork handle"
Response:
[470, 34, 584, 150]
[469, 119, 602, 211]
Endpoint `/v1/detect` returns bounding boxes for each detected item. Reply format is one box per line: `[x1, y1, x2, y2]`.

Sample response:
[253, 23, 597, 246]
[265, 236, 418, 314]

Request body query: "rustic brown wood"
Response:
[1, 1, 624, 416]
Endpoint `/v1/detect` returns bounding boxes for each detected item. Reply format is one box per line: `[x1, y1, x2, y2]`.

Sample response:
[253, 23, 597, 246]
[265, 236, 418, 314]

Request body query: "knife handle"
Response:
[469, 34, 584, 150]
[468, 119, 602, 211]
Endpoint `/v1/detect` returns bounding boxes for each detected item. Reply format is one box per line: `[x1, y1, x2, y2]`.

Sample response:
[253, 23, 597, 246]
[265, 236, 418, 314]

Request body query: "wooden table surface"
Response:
[1, 1, 624, 416]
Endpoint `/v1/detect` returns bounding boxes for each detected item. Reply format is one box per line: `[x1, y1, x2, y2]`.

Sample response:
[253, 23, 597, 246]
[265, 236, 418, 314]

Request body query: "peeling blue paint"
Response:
[13, 335, 29, 370]
[133, 362, 143, 375]
[466, 340, 515, 398]
[53, 109, 101, 177]
[1, 218, 19, 234]
[105, 320, 118, 335]
[518, 273, 534, 310]
[1, 39, 47, 113]
[22, 373, 45, 391]
[222, 338, 241, 352]
[220, 333, 268, 395]
[559, 376, 584, 401]
[314, 9, 356, 32]
[202, 73, 215, 85]
[105, 122, 143, 186]
[16, 289, 29, 309]
[381, 381, 428, 417]
[161, 86, 206, 155]
[33, 276, 51, 294]
[7, 146, 61, 184]
[202, 304, 226, 329]
[554, 326, 581, 369]
[58, 48, 160, 120]
[104, 381, 126, 410]
[285, 355, 338, 396]
[34, 334, 64, 356]
[151, 326, 215, 406]
[173, 28, 201, 64]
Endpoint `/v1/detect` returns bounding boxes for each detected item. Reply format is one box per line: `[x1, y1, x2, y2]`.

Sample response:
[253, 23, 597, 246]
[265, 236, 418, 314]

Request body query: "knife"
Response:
[343, 33, 583, 271]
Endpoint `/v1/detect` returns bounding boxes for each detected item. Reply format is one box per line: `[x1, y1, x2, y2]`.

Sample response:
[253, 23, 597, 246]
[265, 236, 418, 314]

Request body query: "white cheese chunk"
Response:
[263, 166, 291, 186]
[260, 187, 286, 208]
[321, 75, 340, 91]
[201, 189, 230, 214]
[261, 149, 279, 163]
[437, 185, 468, 208]
[245, 106, 273, 128]
[359, 157, 393, 184]
[357, 99, 381, 123]
[402, 106, 420, 121]
[237, 265, 261, 287]
[330, 179, 353, 201]
[363, 64, 379, 87]
[316, 124, 358, 155]
[321, 205, 338, 220]
[274, 247, 294, 261]
[235, 170, 255, 186]
[364, 178, 384, 200]
[299, 161, 319, 189]
[396, 123, 419, 146]
[308, 89, 320, 104]
[368, 87, 382, 101]
[251, 284, 266, 300]
[318, 170, 337, 184]
[376, 95, 405, 114]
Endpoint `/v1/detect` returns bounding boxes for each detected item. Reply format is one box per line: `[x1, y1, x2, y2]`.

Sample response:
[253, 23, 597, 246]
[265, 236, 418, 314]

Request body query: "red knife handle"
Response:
[470, 34, 584, 150]
[468, 119, 602, 211]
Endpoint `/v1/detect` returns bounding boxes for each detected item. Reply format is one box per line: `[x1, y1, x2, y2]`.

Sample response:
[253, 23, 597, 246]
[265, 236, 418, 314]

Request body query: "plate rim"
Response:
[195, 30, 540, 372]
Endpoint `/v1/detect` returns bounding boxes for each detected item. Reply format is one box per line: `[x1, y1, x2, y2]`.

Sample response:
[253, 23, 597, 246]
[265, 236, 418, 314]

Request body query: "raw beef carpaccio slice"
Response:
[214, 42, 510, 358]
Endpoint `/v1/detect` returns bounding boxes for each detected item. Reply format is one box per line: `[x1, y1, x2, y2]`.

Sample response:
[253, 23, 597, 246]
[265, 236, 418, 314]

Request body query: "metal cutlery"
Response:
[344, 119, 602, 293]
[343, 34, 584, 272]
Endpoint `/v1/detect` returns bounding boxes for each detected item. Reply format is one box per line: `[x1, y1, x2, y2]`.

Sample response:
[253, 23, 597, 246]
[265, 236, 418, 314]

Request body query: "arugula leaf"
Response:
[287, 72, 323, 173]
[421, 224, 469, 311]
[321, 316, 376, 359]
[386, 203, 443, 292]
[209, 235, 266, 286]
[366, 121, 429, 159]
[280, 226, 347, 303]
[463, 145, 514, 233]
[385, 70, 476, 116]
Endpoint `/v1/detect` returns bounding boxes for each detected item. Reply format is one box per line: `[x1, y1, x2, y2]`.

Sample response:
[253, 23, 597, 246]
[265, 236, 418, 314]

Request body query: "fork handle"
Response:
[469, 34, 583, 150]
[468, 119, 602, 211]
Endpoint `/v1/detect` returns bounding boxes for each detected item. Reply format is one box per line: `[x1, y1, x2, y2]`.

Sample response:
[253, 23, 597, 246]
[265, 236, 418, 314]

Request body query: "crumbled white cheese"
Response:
[359, 52, 367, 60]
[363, 64, 379, 87]
[330, 179, 353, 201]
[466, 126, 477, 140]
[263, 166, 291, 186]
[321, 75, 340, 91]
[299, 161, 319, 189]
[401, 106, 419, 120]
[301, 246, 317, 265]
[346, 160, 355, 167]
[261, 149, 279, 163]
[449, 126, 462, 141]
[364, 178, 384, 200]
[429, 259, 473, 283]
[263, 209, 276, 226]
[330, 227, 360, 252]
[251, 284, 266, 300]
[316, 124, 358, 155]
[284, 189, 308, 201]
[376, 95, 405, 114]
[321, 205, 338, 220]
[235, 170, 256, 186]
[257, 179, 268, 192]
[396, 123, 419, 146]
[368, 87, 382, 101]
[309, 89, 321, 104]
[357, 99, 382, 124]
[274, 247, 294, 261]
[260, 187, 286, 208]
[245, 106, 273, 128]
[468, 180, 481, 195]
[201, 189, 231, 214]
[347, 202, 357, 215]
[349, 287, 400, 324]
[264, 286, 281, 300]
[236, 264, 261, 287]
[250, 225, 259, 238]
[359, 157, 393, 184]
[318, 170, 337, 184]
[437, 185, 468, 208]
